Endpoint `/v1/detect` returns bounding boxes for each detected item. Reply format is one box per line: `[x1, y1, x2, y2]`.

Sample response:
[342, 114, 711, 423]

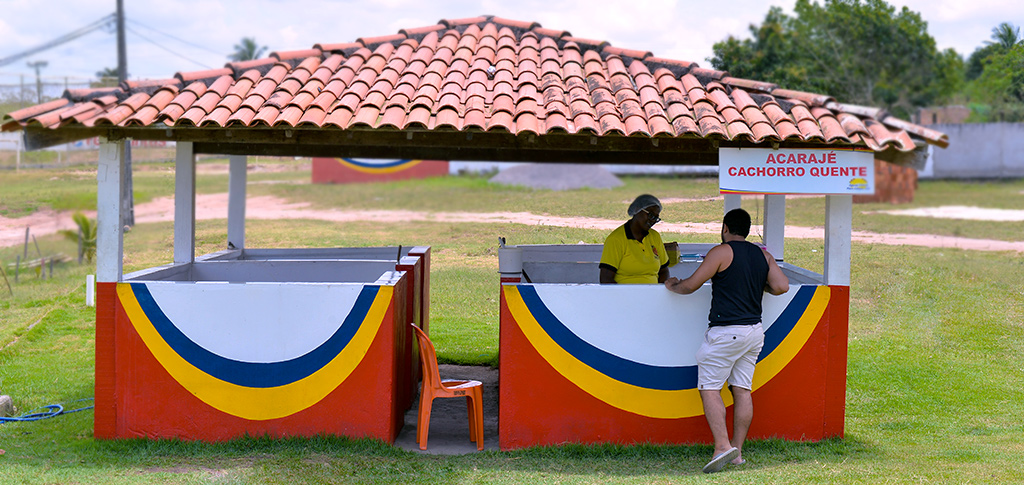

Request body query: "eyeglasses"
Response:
[642, 208, 661, 225]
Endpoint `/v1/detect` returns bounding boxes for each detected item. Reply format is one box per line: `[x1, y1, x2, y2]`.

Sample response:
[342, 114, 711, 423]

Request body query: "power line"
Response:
[126, 19, 226, 58]
[0, 14, 116, 68]
[125, 26, 213, 70]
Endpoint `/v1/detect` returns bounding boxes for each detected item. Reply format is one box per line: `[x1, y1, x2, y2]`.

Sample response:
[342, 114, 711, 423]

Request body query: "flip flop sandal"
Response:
[702, 447, 739, 473]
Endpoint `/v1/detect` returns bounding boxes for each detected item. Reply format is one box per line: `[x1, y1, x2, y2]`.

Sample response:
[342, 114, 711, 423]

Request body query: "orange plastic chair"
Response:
[410, 323, 484, 451]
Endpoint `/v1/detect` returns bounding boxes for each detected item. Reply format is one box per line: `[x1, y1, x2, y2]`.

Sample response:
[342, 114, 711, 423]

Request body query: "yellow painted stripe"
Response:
[504, 285, 830, 418]
[752, 286, 830, 388]
[505, 286, 704, 419]
[117, 283, 391, 420]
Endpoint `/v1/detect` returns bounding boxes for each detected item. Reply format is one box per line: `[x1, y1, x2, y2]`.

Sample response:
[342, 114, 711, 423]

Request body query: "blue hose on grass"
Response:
[0, 398, 93, 423]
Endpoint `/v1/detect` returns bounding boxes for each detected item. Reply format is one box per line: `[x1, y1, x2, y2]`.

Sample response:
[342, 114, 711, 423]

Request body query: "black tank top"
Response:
[708, 240, 769, 326]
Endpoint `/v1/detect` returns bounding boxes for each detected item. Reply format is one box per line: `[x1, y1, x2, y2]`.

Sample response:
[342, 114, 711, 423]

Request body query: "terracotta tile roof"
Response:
[2, 15, 949, 153]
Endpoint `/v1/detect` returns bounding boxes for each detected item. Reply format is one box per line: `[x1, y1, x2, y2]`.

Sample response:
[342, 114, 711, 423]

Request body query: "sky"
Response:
[0, 0, 1021, 86]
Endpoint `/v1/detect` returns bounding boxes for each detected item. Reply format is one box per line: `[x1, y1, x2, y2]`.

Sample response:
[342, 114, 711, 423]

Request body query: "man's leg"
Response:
[729, 386, 753, 463]
[699, 389, 733, 455]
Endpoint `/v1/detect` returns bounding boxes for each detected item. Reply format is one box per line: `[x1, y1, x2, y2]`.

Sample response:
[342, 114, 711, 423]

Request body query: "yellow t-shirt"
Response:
[599, 223, 669, 284]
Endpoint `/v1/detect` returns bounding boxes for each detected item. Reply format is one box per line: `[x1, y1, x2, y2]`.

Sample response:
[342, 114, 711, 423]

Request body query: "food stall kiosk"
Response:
[496, 147, 871, 449]
[90, 145, 430, 441]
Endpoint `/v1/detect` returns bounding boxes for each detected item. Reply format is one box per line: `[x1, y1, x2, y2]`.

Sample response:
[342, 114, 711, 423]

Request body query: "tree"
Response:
[709, 7, 808, 89]
[229, 37, 267, 62]
[709, 0, 962, 119]
[985, 22, 1021, 50]
[91, 66, 120, 88]
[966, 44, 1000, 81]
[60, 212, 97, 264]
[968, 23, 1021, 81]
[966, 43, 1024, 121]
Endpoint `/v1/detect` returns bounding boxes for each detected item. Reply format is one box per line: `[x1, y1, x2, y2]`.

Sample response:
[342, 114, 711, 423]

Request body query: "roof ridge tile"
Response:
[491, 17, 539, 30]
[313, 42, 362, 54]
[533, 26, 568, 39]
[721, 76, 776, 93]
[688, 67, 726, 82]
[878, 114, 948, 148]
[399, 24, 446, 42]
[773, 89, 833, 108]
[121, 78, 181, 97]
[441, 16, 490, 28]
[63, 86, 124, 103]
[560, 36, 608, 53]
[357, 33, 406, 51]
[176, 68, 233, 87]
[644, 58, 694, 78]
[227, 58, 278, 78]
[603, 46, 651, 60]
[271, 48, 323, 63]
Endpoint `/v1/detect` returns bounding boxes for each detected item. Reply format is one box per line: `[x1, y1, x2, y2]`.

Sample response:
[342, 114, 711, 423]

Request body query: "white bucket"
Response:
[86, 275, 95, 307]
[498, 246, 523, 277]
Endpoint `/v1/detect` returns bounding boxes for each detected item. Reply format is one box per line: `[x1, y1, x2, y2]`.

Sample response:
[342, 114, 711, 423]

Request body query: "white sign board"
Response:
[719, 147, 875, 195]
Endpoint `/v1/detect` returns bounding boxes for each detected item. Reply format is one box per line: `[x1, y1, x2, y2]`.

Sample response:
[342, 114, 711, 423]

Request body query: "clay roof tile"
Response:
[0, 16, 947, 154]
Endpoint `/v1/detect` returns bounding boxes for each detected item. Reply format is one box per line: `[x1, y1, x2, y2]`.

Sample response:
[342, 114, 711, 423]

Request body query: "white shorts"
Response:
[696, 323, 764, 391]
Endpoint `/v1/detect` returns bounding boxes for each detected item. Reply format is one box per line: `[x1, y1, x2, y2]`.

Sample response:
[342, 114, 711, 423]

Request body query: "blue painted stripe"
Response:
[519, 286, 696, 391]
[518, 285, 816, 391]
[758, 286, 816, 362]
[131, 284, 378, 388]
[340, 158, 413, 168]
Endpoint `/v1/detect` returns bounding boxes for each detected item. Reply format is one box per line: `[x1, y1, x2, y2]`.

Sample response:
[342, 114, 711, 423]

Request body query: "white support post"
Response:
[724, 194, 741, 215]
[763, 194, 786, 260]
[824, 194, 852, 286]
[173, 142, 196, 264]
[227, 155, 247, 250]
[96, 139, 125, 282]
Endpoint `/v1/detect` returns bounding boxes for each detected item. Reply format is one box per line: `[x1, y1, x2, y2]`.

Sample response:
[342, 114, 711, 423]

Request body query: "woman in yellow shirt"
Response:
[599, 194, 678, 284]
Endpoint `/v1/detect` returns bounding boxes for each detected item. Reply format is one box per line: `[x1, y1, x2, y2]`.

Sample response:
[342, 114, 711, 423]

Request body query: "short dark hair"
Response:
[723, 208, 751, 237]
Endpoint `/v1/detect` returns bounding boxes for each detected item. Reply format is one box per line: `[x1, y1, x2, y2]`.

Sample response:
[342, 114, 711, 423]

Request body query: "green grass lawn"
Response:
[1, 164, 1023, 483]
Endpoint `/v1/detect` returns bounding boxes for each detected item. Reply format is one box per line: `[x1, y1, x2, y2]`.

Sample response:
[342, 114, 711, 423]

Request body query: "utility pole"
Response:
[26, 60, 48, 104]
[117, 0, 135, 227]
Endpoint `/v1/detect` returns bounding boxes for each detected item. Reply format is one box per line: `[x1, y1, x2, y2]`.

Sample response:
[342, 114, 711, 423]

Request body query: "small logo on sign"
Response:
[848, 178, 868, 190]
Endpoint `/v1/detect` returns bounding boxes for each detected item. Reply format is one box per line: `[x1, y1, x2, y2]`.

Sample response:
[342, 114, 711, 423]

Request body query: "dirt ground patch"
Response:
[2, 193, 1022, 253]
[866, 205, 1024, 222]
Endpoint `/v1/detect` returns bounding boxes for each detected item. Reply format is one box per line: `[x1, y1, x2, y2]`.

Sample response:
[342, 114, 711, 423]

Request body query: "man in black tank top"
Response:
[665, 209, 789, 473]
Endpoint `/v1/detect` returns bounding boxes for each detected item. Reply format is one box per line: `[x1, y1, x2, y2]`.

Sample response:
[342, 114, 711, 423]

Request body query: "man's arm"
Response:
[762, 249, 790, 295]
[664, 245, 726, 295]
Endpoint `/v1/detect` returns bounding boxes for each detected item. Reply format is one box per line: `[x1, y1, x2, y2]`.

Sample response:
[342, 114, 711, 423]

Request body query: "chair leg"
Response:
[474, 392, 484, 450]
[417, 393, 433, 451]
[469, 388, 484, 450]
[465, 395, 476, 442]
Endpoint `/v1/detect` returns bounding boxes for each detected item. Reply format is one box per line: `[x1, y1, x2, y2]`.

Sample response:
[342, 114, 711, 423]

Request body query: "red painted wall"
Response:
[92, 248, 435, 442]
[311, 158, 449, 184]
[498, 285, 849, 450]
